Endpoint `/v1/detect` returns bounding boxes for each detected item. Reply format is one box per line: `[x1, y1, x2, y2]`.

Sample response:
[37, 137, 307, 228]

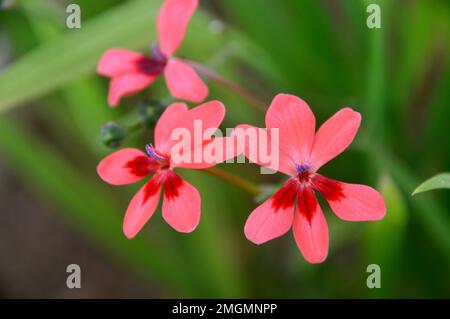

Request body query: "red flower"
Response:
[97, 0, 207, 106]
[97, 101, 233, 237]
[238, 94, 386, 263]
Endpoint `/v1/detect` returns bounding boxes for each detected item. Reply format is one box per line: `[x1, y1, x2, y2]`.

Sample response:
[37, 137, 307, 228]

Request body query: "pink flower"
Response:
[239, 94, 386, 263]
[97, 101, 232, 237]
[97, 0, 207, 106]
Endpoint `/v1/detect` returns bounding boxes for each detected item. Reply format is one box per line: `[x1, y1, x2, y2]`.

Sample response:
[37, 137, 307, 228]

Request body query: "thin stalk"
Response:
[127, 120, 142, 133]
[201, 167, 261, 196]
[182, 59, 267, 112]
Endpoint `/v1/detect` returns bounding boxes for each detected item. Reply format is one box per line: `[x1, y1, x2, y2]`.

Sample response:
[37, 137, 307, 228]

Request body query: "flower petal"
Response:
[233, 124, 297, 176]
[123, 173, 163, 238]
[313, 174, 386, 221]
[164, 59, 208, 103]
[162, 172, 201, 233]
[265, 94, 316, 165]
[97, 148, 158, 185]
[97, 49, 148, 77]
[157, 0, 198, 56]
[155, 102, 189, 152]
[108, 73, 158, 106]
[157, 100, 225, 154]
[310, 108, 361, 171]
[293, 188, 329, 264]
[179, 100, 225, 138]
[244, 180, 296, 244]
[172, 137, 240, 169]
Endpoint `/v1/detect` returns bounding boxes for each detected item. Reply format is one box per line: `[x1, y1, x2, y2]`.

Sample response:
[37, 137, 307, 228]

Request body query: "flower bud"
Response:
[101, 121, 127, 148]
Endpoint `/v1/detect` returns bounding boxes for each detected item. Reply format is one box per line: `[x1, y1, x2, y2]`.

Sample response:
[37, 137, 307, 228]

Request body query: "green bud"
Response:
[101, 121, 128, 148]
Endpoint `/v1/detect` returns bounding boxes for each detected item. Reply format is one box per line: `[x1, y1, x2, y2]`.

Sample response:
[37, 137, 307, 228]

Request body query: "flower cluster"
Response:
[96, 0, 386, 264]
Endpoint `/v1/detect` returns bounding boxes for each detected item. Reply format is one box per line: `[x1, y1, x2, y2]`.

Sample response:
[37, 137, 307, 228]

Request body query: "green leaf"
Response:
[363, 0, 390, 142]
[365, 173, 408, 297]
[412, 173, 450, 196]
[365, 144, 450, 262]
[19, 0, 114, 154]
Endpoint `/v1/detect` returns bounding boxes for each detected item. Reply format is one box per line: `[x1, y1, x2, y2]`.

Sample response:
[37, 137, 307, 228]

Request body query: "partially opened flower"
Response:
[238, 94, 386, 263]
[97, 0, 207, 106]
[97, 101, 233, 237]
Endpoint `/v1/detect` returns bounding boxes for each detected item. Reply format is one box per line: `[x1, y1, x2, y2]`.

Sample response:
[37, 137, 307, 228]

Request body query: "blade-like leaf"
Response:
[412, 173, 450, 196]
[365, 173, 408, 297]
[366, 144, 450, 261]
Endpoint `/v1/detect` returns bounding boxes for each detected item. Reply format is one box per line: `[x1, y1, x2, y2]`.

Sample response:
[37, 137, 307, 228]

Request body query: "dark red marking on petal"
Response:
[297, 171, 311, 184]
[271, 179, 298, 212]
[298, 188, 318, 223]
[136, 56, 166, 75]
[312, 174, 345, 201]
[124, 156, 154, 177]
[142, 175, 163, 205]
[163, 171, 184, 200]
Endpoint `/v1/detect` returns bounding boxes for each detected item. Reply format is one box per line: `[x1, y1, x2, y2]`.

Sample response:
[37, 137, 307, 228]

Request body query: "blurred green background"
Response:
[0, 0, 449, 298]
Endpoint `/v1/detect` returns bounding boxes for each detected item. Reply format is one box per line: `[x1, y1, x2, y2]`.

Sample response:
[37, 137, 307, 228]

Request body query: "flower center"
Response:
[136, 43, 167, 75]
[145, 144, 169, 168]
[151, 42, 167, 63]
[295, 163, 312, 185]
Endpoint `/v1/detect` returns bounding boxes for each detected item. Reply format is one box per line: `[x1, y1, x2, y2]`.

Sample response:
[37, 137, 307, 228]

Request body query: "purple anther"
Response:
[296, 163, 311, 174]
[145, 144, 166, 161]
[151, 42, 167, 63]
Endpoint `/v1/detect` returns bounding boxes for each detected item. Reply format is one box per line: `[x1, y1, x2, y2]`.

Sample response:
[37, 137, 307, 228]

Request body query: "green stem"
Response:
[183, 59, 267, 112]
[201, 167, 261, 196]
[127, 120, 142, 133]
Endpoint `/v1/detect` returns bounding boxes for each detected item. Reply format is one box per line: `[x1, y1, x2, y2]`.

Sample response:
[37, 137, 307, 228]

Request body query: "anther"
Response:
[296, 163, 311, 174]
[145, 144, 166, 161]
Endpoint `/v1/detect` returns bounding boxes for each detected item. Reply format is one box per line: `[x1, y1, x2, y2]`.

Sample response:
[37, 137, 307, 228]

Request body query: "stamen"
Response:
[296, 163, 311, 174]
[151, 42, 167, 63]
[145, 144, 166, 161]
